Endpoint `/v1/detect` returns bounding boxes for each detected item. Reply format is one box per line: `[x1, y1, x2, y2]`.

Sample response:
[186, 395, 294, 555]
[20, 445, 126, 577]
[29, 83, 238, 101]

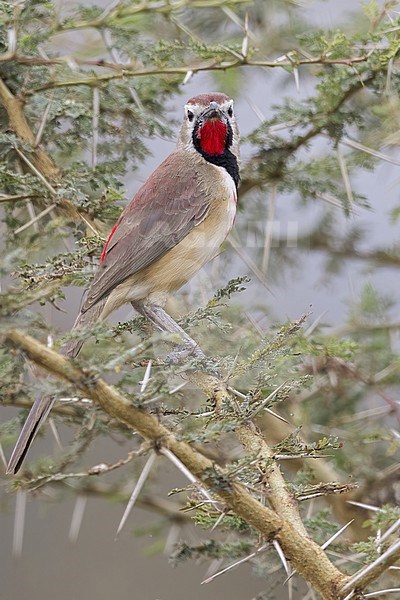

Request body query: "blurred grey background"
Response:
[2, 1, 399, 599]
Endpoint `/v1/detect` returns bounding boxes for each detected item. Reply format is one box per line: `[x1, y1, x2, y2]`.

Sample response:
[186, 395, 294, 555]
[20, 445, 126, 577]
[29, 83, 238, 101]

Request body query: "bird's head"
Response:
[178, 92, 239, 161]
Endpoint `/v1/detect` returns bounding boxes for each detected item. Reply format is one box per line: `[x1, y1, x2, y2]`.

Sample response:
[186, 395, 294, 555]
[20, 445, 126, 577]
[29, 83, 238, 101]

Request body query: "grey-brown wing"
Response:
[82, 152, 209, 313]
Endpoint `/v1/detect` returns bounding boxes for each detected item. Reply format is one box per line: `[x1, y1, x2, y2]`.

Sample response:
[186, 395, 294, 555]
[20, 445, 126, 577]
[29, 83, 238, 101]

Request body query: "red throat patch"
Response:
[198, 120, 227, 155]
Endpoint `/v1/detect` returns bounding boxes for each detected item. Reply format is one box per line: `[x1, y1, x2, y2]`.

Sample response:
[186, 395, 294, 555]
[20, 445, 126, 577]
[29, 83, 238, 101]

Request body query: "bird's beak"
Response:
[201, 102, 224, 121]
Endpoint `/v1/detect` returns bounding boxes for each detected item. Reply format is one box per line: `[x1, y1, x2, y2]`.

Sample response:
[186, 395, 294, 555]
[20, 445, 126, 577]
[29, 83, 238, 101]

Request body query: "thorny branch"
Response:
[0, 77, 98, 232]
[3, 328, 399, 599]
[1, 4, 399, 593]
[341, 539, 400, 598]
[239, 70, 377, 195]
[235, 423, 309, 537]
[4, 328, 347, 599]
[0, 44, 380, 245]
[0, 55, 372, 96]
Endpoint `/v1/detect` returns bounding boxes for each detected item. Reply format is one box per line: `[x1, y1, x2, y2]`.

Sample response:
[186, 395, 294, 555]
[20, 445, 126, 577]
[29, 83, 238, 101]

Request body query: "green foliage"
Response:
[364, 505, 400, 532]
[274, 429, 343, 456]
[304, 508, 341, 543]
[181, 276, 250, 330]
[1, 1, 400, 597]
[15, 236, 104, 290]
[193, 507, 250, 532]
[171, 539, 253, 564]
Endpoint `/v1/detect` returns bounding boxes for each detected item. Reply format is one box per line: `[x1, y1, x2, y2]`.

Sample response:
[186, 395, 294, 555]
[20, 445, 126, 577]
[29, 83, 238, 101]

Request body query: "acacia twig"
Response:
[11, 55, 371, 95]
[341, 539, 400, 596]
[0, 76, 98, 231]
[3, 327, 349, 599]
[235, 423, 309, 537]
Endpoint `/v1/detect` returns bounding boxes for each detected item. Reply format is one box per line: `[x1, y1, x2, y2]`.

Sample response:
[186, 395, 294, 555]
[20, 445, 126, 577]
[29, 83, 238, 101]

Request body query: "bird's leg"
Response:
[131, 302, 205, 363]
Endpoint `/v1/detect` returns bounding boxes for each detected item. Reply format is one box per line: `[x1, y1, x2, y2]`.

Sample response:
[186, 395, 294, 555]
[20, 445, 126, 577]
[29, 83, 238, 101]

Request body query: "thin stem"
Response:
[23, 54, 371, 95]
[4, 328, 349, 599]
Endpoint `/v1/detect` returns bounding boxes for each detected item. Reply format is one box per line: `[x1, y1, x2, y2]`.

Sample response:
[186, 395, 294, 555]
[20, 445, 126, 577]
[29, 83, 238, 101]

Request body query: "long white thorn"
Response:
[204, 557, 224, 579]
[321, 520, 354, 550]
[115, 451, 157, 539]
[14, 146, 58, 195]
[49, 418, 63, 450]
[210, 510, 226, 532]
[336, 145, 354, 211]
[7, 27, 16, 54]
[160, 447, 217, 507]
[92, 87, 100, 171]
[139, 360, 152, 393]
[273, 536, 293, 598]
[164, 523, 181, 555]
[341, 538, 400, 592]
[228, 234, 268, 286]
[25, 203, 38, 234]
[14, 203, 56, 234]
[273, 539, 290, 576]
[183, 70, 193, 84]
[293, 66, 300, 92]
[169, 382, 187, 395]
[201, 543, 268, 584]
[0, 442, 7, 468]
[248, 381, 286, 419]
[34, 90, 55, 147]
[340, 135, 400, 167]
[69, 495, 87, 543]
[241, 12, 249, 58]
[284, 520, 354, 585]
[365, 589, 400, 598]
[12, 490, 27, 557]
[379, 517, 400, 543]
[347, 500, 379, 511]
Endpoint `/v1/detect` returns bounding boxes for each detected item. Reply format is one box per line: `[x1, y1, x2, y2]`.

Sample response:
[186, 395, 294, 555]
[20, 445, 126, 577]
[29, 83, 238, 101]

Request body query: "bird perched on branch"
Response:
[7, 92, 240, 474]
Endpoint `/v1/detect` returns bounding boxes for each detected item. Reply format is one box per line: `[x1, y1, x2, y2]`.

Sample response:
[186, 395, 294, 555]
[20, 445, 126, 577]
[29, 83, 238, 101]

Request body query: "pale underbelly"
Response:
[101, 198, 236, 317]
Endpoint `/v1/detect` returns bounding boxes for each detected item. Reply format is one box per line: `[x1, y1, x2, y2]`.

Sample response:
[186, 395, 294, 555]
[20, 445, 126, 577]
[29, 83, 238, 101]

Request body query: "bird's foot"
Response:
[165, 341, 204, 364]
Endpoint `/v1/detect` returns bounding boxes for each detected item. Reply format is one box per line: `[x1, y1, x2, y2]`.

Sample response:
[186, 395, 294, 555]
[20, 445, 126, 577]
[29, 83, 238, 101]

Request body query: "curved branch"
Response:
[25, 55, 371, 95]
[0, 77, 98, 231]
[259, 413, 370, 541]
[0, 79, 57, 177]
[4, 327, 348, 599]
[340, 539, 400, 596]
[236, 423, 309, 537]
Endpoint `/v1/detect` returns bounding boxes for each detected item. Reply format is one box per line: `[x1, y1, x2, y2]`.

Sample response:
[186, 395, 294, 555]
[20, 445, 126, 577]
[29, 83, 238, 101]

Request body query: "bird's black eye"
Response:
[187, 110, 194, 122]
[228, 105, 234, 117]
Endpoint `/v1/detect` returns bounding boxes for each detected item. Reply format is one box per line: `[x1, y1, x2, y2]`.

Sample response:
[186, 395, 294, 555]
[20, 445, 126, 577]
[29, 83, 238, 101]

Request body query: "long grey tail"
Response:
[6, 299, 107, 474]
[6, 392, 56, 474]
[62, 298, 107, 359]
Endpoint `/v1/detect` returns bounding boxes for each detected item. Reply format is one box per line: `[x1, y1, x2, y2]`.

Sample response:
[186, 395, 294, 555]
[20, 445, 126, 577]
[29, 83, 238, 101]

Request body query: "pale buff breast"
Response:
[101, 164, 237, 318]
